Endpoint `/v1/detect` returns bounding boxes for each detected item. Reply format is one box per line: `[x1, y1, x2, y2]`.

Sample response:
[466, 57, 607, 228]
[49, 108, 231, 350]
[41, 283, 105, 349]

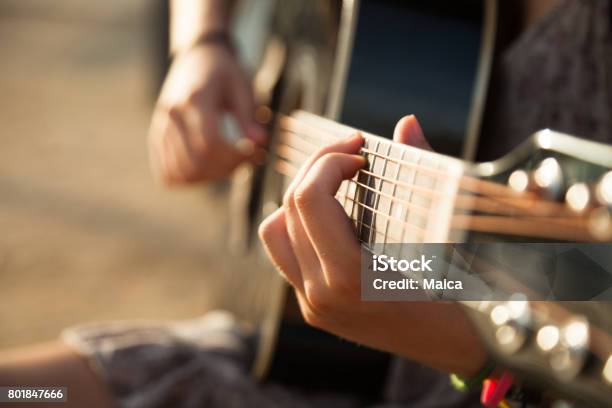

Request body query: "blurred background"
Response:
[0, 0, 237, 348]
[0, 0, 483, 349]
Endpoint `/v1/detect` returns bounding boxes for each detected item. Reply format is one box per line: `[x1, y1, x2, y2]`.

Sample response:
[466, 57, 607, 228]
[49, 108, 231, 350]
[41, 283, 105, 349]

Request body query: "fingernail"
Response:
[235, 138, 256, 155]
[348, 132, 364, 143]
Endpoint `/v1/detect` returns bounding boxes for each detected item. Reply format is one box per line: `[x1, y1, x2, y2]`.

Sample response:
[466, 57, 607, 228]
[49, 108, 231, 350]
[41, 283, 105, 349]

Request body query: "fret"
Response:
[395, 149, 421, 243]
[361, 138, 380, 243]
[347, 173, 359, 230]
[348, 176, 359, 221]
[372, 141, 393, 246]
[414, 154, 429, 239]
[367, 140, 390, 245]
[430, 159, 465, 243]
[383, 145, 405, 252]
[426, 161, 443, 242]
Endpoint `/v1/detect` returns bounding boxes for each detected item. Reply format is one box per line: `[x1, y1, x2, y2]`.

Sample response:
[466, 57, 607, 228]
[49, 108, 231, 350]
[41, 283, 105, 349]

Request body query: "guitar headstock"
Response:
[461, 131, 612, 406]
[466, 130, 612, 242]
[465, 297, 612, 407]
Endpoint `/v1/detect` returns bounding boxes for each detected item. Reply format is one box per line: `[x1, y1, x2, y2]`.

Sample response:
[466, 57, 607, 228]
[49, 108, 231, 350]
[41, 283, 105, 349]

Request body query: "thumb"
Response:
[230, 79, 267, 145]
[393, 114, 431, 151]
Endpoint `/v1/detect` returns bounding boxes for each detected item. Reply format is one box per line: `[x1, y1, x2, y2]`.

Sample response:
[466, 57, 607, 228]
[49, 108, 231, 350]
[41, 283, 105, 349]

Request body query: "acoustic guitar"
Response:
[212, 0, 612, 405]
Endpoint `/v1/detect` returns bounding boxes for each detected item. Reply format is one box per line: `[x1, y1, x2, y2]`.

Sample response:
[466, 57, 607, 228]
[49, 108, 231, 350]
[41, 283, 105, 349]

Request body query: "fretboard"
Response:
[274, 110, 466, 246]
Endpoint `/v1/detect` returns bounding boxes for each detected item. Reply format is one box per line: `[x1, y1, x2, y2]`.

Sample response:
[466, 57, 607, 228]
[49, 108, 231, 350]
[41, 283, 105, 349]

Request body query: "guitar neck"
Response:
[272, 110, 603, 244]
[275, 111, 466, 245]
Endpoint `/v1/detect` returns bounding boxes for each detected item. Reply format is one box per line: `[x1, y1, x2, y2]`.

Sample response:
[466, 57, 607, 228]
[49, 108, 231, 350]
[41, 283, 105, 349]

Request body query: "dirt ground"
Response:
[0, 0, 246, 348]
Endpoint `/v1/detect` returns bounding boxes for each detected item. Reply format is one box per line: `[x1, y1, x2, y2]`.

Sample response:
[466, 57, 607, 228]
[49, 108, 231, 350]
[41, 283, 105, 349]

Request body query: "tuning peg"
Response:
[595, 171, 612, 207]
[495, 323, 528, 355]
[533, 157, 565, 200]
[583, 171, 612, 240]
[508, 169, 530, 193]
[565, 182, 592, 213]
[537, 325, 560, 352]
[548, 317, 591, 381]
[491, 295, 531, 354]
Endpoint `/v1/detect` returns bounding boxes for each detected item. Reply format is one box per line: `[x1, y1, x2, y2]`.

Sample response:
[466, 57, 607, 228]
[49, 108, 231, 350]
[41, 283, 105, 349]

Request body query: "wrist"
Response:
[170, 0, 233, 55]
[183, 30, 235, 56]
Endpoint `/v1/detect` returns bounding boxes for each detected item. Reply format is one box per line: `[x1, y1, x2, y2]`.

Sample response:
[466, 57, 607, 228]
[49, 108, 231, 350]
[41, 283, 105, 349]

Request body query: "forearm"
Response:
[0, 342, 116, 408]
[390, 302, 487, 377]
[170, 0, 236, 55]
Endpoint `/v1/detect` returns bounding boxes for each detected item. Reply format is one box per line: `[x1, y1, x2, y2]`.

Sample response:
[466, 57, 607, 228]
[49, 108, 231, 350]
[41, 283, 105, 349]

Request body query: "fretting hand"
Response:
[259, 115, 485, 376]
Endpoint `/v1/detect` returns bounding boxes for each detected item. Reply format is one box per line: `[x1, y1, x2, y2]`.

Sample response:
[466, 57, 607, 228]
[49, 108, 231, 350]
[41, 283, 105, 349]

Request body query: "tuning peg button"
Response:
[549, 317, 590, 381]
[533, 158, 565, 200]
[537, 325, 560, 352]
[586, 171, 612, 240]
[596, 171, 612, 207]
[492, 295, 531, 354]
[565, 182, 592, 213]
[508, 169, 530, 193]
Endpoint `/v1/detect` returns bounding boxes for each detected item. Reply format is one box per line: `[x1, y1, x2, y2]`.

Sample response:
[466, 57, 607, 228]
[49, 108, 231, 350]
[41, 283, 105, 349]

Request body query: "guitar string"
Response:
[273, 159, 433, 224]
[274, 152, 579, 223]
[272, 116, 594, 241]
[274, 142, 533, 218]
[277, 152, 568, 219]
[276, 155, 578, 220]
[274, 157, 594, 242]
[278, 114, 604, 238]
[275, 138, 450, 199]
[277, 119, 533, 199]
[273, 159, 434, 241]
[336, 193, 594, 242]
[274, 152, 453, 240]
[278, 114, 443, 169]
[283, 128, 506, 204]
[275, 132, 578, 218]
[278, 116, 489, 191]
[280, 128, 448, 179]
[279, 127, 449, 180]
[275, 139, 504, 219]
